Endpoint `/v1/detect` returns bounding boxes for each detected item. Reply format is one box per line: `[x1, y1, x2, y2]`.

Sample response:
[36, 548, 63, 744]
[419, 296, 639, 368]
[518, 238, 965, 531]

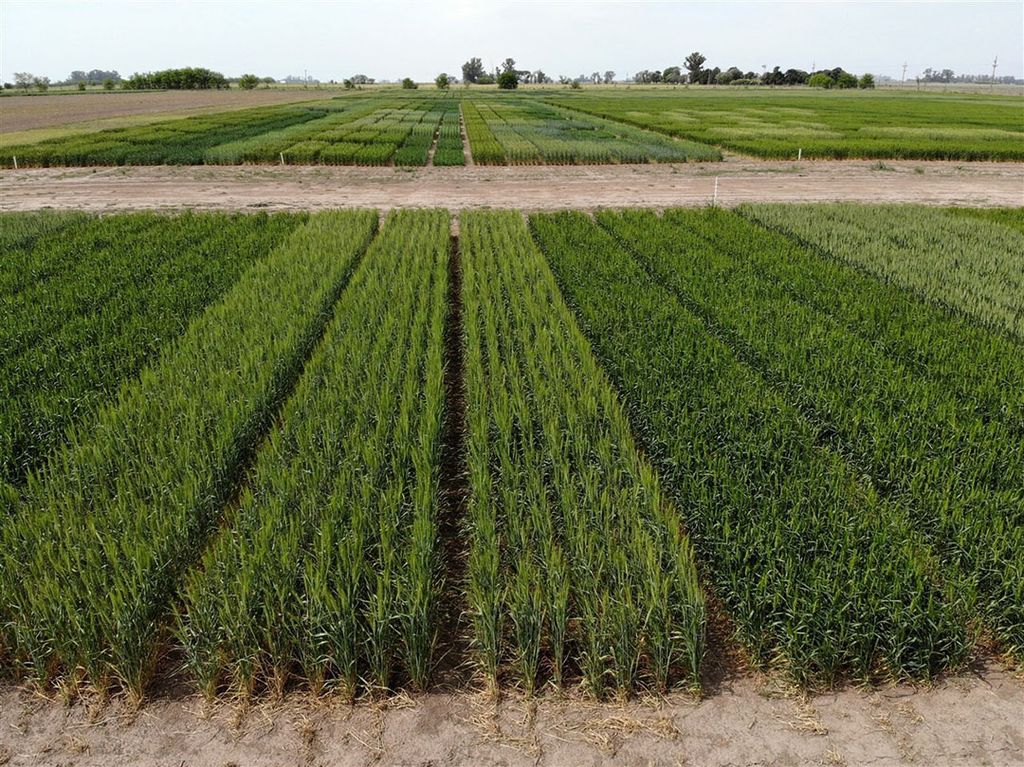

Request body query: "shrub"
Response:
[836, 72, 858, 89]
[401, 77, 418, 89]
[497, 70, 519, 90]
[808, 73, 833, 88]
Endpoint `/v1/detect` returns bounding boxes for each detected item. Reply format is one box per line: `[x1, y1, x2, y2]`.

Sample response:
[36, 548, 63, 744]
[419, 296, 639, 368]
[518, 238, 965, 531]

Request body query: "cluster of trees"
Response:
[10, 72, 52, 92]
[123, 67, 228, 90]
[460, 57, 551, 88]
[65, 69, 121, 85]
[917, 68, 1020, 84]
[237, 74, 277, 90]
[635, 53, 873, 88]
[342, 74, 375, 89]
[454, 53, 875, 89]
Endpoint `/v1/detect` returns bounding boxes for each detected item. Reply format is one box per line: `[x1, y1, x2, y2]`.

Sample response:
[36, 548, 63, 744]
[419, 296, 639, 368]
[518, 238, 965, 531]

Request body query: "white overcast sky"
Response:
[1, 0, 1021, 83]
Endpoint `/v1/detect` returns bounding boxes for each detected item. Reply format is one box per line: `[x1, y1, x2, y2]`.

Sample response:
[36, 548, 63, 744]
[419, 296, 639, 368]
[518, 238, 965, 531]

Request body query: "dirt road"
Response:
[2, 160, 1021, 212]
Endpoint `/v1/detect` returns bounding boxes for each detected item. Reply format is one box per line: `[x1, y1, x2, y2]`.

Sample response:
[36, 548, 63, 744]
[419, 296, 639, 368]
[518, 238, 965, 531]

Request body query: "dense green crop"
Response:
[461, 211, 703, 696]
[465, 97, 718, 164]
[2, 106, 330, 167]
[432, 102, 466, 166]
[178, 210, 447, 698]
[598, 207, 1024, 658]
[0, 212, 377, 697]
[742, 204, 1024, 338]
[0, 212, 301, 486]
[544, 89, 1024, 160]
[946, 206, 1024, 237]
[0, 211, 91, 269]
[531, 211, 967, 682]
[462, 100, 505, 164]
[0, 202, 1018, 701]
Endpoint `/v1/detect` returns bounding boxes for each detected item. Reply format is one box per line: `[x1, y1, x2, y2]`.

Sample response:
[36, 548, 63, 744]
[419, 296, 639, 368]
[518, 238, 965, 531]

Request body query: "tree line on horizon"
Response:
[4, 59, 1018, 94]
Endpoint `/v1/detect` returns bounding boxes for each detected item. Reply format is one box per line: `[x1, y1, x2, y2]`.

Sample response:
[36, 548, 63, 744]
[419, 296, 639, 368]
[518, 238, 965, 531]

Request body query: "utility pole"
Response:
[991, 56, 998, 88]
[901, 62, 908, 88]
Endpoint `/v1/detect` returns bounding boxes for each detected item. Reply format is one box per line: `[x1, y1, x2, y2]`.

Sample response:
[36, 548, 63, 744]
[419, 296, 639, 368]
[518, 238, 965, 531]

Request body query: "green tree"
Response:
[77, 81, 87, 91]
[401, 77, 418, 89]
[238, 73, 260, 90]
[103, 78, 115, 90]
[808, 72, 833, 88]
[462, 57, 485, 84]
[497, 70, 519, 89]
[836, 71, 858, 89]
[34, 76, 50, 92]
[684, 51, 707, 83]
[435, 72, 450, 89]
[858, 73, 875, 89]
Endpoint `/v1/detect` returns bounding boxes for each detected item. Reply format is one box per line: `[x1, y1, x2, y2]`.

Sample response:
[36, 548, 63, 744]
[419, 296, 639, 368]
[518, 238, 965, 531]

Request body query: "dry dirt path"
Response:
[2, 160, 1022, 212]
[1, 663, 1021, 766]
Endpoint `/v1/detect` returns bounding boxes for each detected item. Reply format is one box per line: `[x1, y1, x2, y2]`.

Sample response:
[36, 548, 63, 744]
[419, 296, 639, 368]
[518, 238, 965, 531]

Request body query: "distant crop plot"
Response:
[544, 89, 1024, 160]
[1, 88, 1022, 166]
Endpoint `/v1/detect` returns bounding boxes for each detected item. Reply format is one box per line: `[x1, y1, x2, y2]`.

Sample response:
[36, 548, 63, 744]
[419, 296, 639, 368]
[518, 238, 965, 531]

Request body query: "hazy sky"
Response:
[2, 0, 1021, 84]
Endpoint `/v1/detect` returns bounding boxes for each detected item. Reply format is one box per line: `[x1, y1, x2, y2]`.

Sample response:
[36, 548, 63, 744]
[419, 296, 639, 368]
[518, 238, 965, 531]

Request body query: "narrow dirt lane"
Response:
[2, 160, 1021, 212]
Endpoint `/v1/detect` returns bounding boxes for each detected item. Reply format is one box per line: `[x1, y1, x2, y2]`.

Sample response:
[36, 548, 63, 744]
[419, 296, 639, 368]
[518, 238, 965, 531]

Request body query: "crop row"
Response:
[595, 208, 1023, 656]
[465, 98, 718, 164]
[1, 105, 331, 167]
[0, 213, 301, 487]
[741, 204, 1024, 339]
[179, 210, 448, 698]
[0, 211, 91, 268]
[948, 207, 1024, 237]
[1, 205, 1018, 698]
[543, 91, 1024, 160]
[432, 103, 466, 166]
[0, 212, 378, 694]
[461, 99, 505, 165]
[531, 211, 966, 680]
[461, 211, 703, 695]
[1, 97, 464, 168]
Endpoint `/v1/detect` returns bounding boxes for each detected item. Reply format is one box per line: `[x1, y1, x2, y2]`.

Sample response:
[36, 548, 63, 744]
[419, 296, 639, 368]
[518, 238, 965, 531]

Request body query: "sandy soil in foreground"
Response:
[0, 662, 1021, 766]
[1, 160, 1022, 212]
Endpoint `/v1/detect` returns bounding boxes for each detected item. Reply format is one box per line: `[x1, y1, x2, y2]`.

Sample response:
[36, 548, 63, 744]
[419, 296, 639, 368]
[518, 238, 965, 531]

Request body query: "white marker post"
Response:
[280, 152, 285, 166]
[798, 148, 802, 161]
[12, 156, 17, 170]
[713, 176, 719, 206]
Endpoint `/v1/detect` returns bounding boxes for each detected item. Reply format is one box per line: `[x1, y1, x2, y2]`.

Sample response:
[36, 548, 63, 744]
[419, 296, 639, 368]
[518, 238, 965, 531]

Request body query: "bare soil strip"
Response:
[5, 160, 1019, 213]
[432, 221, 473, 690]
[1, 661, 1021, 767]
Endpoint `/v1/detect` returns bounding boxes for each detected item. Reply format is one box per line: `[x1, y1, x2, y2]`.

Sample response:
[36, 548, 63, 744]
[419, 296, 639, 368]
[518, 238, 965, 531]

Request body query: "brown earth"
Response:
[1, 160, 1021, 212]
[1, 662, 1021, 767]
[0, 90, 340, 133]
